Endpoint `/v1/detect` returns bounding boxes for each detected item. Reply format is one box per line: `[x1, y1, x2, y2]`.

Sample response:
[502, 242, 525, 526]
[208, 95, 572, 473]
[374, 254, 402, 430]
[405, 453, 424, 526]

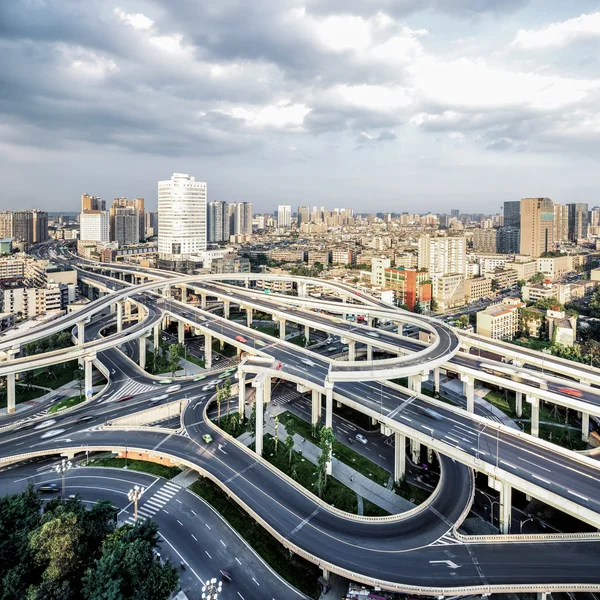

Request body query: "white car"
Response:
[366, 331, 379, 338]
[41, 429, 65, 439]
[300, 358, 316, 367]
[166, 384, 181, 393]
[355, 434, 368, 444]
[150, 394, 169, 404]
[34, 419, 56, 430]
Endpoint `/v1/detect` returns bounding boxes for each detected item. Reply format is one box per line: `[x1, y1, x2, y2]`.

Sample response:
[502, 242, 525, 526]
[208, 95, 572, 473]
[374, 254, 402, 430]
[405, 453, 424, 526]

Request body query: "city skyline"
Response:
[2, 2, 600, 212]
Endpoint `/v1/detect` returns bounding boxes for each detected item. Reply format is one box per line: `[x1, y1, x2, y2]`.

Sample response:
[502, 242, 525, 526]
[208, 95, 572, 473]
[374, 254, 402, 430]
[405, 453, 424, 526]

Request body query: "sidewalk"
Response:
[237, 421, 413, 515]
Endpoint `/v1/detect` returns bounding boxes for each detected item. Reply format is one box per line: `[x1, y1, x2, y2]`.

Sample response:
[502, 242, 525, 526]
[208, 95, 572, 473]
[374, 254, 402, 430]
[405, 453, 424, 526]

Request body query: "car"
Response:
[327, 347, 337, 352]
[37, 483, 60, 493]
[343, 346, 349, 351]
[41, 429, 66, 439]
[255, 340, 267, 347]
[218, 372, 230, 379]
[557, 387, 583, 398]
[166, 384, 181, 393]
[159, 378, 172, 384]
[300, 358, 316, 367]
[75, 415, 96, 423]
[220, 570, 232, 583]
[202, 434, 213, 443]
[14, 421, 34, 431]
[366, 331, 379, 338]
[417, 406, 443, 420]
[150, 394, 169, 403]
[235, 335, 247, 343]
[193, 375, 206, 381]
[34, 419, 56, 430]
[355, 434, 368, 444]
[51, 394, 65, 403]
[117, 395, 133, 402]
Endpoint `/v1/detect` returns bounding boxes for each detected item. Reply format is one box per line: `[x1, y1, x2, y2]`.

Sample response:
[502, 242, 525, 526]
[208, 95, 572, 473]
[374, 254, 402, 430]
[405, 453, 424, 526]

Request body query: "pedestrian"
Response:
[350, 475, 353, 482]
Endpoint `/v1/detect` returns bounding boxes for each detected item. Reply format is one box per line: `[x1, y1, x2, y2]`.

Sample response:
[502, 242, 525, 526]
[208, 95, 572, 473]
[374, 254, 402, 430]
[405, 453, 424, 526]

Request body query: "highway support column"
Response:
[298, 282, 307, 298]
[6, 373, 15, 414]
[200, 293, 207, 310]
[527, 395, 540, 438]
[246, 307, 253, 328]
[394, 432, 406, 482]
[499, 481, 512, 535]
[433, 367, 440, 396]
[461, 374, 475, 412]
[76, 321, 85, 345]
[348, 340, 356, 361]
[238, 370, 246, 417]
[178, 320, 185, 344]
[304, 325, 310, 346]
[252, 374, 270, 457]
[325, 382, 333, 475]
[139, 336, 147, 370]
[515, 391, 523, 418]
[279, 318, 286, 340]
[84, 355, 94, 399]
[410, 438, 420, 463]
[179, 285, 187, 303]
[366, 344, 373, 361]
[223, 300, 230, 320]
[582, 412, 590, 442]
[116, 301, 123, 333]
[153, 324, 160, 352]
[408, 374, 421, 394]
[311, 389, 321, 425]
[205, 334, 212, 368]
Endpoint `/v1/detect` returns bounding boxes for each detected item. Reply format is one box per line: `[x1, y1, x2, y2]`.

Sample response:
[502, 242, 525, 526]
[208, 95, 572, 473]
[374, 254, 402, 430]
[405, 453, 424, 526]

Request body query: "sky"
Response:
[2, 1, 600, 214]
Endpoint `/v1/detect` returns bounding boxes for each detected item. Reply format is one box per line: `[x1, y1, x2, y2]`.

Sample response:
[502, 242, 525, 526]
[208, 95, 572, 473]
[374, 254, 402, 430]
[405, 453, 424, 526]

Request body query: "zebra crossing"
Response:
[272, 389, 303, 406]
[101, 379, 158, 403]
[430, 532, 463, 547]
[126, 481, 181, 523]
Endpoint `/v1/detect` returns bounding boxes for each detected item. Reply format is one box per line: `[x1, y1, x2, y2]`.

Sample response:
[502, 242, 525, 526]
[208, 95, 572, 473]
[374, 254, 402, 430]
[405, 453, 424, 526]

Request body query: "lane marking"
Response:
[518, 456, 550, 472]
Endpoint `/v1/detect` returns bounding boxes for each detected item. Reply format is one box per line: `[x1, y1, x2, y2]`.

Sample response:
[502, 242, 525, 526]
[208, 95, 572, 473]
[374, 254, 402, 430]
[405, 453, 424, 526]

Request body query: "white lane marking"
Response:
[235, 557, 242, 565]
[205, 550, 212, 559]
[162, 509, 169, 514]
[177, 520, 184, 526]
[158, 531, 203, 584]
[237, 593, 245, 600]
[118, 477, 160, 516]
[252, 577, 260, 586]
[568, 490, 589, 502]
[444, 436, 461, 445]
[518, 456, 550, 472]
[220, 539, 226, 547]
[532, 474, 550, 484]
[191, 534, 198, 541]
[191, 510, 197, 516]
[176, 499, 182, 504]
[205, 523, 211, 530]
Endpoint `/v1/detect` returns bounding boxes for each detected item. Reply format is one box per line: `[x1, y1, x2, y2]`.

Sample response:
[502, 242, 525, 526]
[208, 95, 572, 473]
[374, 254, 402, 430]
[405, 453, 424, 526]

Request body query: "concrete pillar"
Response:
[205, 333, 212, 368]
[84, 356, 93, 399]
[253, 376, 270, 457]
[410, 438, 420, 463]
[408, 374, 422, 394]
[322, 568, 330, 581]
[180, 285, 187, 303]
[178, 320, 185, 344]
[116, 301, 123, 333]
[201, 293, 207, 310]
[368, 317, 374, 328]
[582, 412, 590, 442]
[298, 282, 307, 298]
[398, 323, 404, 336]
[366, 344, 373, 361]
[238, 371, 245, 416]
[463, 375, 475, 413]
[499, 481, 512, 535]
[163, 284, 171, 298]
[76, 321, 85, 345]
[394, 431, 406, 482]
[153, 324, 160, 352]
[515, 391, 523, 418]
[304, 324, 310, 345]
[528, 395, 540, 438]
[434, 367, 440, 395]
[246, 307, 253, 328]
[124, 301, 131, 318]
[536, 593, 548, 600]
[6, 373, 15, 414]
[348, 340, 356, 361]
[223, 300, 230, 319]
[311, 389, 322, 425]
[325, 383, 333, 475]
[279, 318, 286, 340]
[135, 335, 145, 369]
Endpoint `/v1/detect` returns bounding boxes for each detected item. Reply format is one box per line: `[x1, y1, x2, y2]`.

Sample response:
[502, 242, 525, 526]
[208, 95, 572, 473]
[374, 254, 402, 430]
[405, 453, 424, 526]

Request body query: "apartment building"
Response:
[384, 267, 432, 311]
[476, 298, 524, 340]
[464, 277, 493, 303]
[520, 197, 554, 257]
[433, 273, 465, 310]
[472, 228, 497, 253]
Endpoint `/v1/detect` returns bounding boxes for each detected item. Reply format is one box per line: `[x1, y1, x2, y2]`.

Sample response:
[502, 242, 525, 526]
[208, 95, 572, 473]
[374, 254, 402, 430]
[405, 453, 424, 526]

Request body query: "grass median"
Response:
[48, 394, 85, 414]
[88, 457, 182, 480]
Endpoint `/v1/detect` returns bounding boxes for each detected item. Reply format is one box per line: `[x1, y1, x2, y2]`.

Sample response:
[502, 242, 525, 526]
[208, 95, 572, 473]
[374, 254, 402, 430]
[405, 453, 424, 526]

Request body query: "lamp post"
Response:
[201, 577, 223, 600]
[128, 485, 145, 522]
[55, 458, 72, 498]
[520, 515, 534, 533]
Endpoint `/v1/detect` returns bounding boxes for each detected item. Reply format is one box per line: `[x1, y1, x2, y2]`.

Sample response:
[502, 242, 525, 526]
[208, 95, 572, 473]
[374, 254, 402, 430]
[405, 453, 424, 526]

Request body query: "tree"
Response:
[456, 314, 470, 328]
[315, 427, 335, 498]
[20, 370, 35, 391]
[246, 403, 256, 437]
[284, 434, 294, 466]
[167, 343, 184, 376]
[429, 298, 439, 312]
[530, 272, 545, 284]
[223, 378, 231, 416]
[215, 384, 223, 425]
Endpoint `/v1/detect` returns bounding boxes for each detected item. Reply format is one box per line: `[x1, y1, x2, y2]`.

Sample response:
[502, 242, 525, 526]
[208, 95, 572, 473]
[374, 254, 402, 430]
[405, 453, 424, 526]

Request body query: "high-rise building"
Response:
[503, 201, 521, 228]
[567, 203, 589, 242]
[450, 209, 460, 219]
[519, 198, 554, 257]
[277, 205, 292, 229]
[590, 206, 600, 228]
[297, 206, 309, 228]
[81, 194, 105, 212]
[80, 211, 109, 242]
[418, 234, 466, 277]
[145, 212, 158, 237]
[0, 213, 13, 239]
[496, 227, 520, 254]
[233, 202, 253, 236]
[110, 198, 145, 242]
[110, 206, 139, 246]
[553, 203, 569, 244]
[10, 210, 49, 244]
[158, 173, 207, 261]
[207, 201, 225, 243]
[472, 228, 497, 254]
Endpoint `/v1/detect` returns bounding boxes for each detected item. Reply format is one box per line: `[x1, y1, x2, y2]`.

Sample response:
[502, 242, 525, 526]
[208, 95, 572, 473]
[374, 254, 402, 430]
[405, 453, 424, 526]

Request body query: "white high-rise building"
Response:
[277, 205, 292, 229]
[80, 211, 109, 242]
[158, 173, 207, 260]
[234, 202, 253, 236]
[418, 234, 466, 277]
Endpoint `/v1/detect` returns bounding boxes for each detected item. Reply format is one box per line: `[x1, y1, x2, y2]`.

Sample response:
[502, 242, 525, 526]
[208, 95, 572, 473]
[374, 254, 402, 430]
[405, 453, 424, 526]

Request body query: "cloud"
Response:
[512, 11, 600, 50]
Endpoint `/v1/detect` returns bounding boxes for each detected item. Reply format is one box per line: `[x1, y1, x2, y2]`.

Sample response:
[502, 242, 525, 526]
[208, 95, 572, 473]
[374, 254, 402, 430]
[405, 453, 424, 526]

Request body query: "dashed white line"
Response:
[235, 557, 242, 565]
[205, 523, 211, 530]
[176, 499, 182, 504]
[220, 539, 226, 547]
[191, 534, 198, 541]
[162, 509, 169, 514]
[237, 593, 245, 600]
[205, 550, 212, 559]
[518, 456, 550, 472]
[444, 436, 461, 445]
[252, 577, 260, 586]
[568, 490, 588, 502]
[177, 520, 184, 526]
[191, 510, 197, 516]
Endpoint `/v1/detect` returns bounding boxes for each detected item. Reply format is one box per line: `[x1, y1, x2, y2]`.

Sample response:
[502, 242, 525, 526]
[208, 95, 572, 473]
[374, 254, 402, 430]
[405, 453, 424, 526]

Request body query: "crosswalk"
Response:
[102, 380, 158, 403]
[272, 389, 303, 406]
[430, 532, 463, 546]
[126, 481, 181, 523]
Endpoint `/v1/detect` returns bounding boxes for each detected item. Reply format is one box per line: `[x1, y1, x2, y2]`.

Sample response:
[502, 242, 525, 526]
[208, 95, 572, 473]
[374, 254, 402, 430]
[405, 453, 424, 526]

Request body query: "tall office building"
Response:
[110, 206, 139, 246]
[590, 206, 600, 228]
[496, 227, 520, 254]
[207, 201, 225, 243]
[519, 197, 554, 257]
[503, 201, 521, 228]
[158, 173, 207, 261]
[81, 194, 105, 212]
[9, 210, 49, 244]
[472, 228, 497, 254]
[418, 234, 466, 276]
[110, 197, 145, 242]
[567, 203, 589, 242]
[80, 211, 109, 241]
[145, 212, 158, 237]
[0, 212, 13, 239]
[233, 202, 253, 236]
[553, 203, 569, 244]
[277, 205, 292, 229]
[297, 205, 309, 228]
[450, 209, 460, 219]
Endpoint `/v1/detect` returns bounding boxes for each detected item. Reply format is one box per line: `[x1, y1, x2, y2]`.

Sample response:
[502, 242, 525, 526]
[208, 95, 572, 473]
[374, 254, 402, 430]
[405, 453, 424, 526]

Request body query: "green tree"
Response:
[284, 434, 294, 466]
[456, 314, 470, 328]
[215, 384, 223, 425]
[530, 272, 545, 284]
[316, 427, 335, 498]
[168, 343, 184, 376]
[223, 378, 231, 416]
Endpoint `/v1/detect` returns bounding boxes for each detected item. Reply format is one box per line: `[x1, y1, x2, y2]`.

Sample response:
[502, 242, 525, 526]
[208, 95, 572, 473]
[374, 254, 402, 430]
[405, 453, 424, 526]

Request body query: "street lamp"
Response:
[520, 515, 534, 533]
[55, 458, 72, 498]
[128, 485, 145, 522]
[201, 577, 222, 600]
